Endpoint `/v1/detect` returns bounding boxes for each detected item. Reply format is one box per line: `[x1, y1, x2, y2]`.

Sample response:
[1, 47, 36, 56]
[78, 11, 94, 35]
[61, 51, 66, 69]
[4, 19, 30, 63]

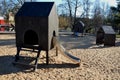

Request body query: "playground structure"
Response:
[13, 2, 80, 71]
[0, 12, 15, 31]
[96, 25, 116, 46]
[53, 37, 80, 64]
[73, 21, 85, 36]
[0, 17, 7, 31]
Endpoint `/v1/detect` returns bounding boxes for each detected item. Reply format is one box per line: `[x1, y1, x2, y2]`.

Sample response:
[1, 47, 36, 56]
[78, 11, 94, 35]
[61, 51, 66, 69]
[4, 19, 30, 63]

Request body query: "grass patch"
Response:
[116, 34, 120, 38]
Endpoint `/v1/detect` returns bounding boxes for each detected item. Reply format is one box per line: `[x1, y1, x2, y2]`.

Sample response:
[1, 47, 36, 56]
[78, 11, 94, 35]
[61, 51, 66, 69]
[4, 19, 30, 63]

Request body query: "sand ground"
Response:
[0, 34, 119, 80]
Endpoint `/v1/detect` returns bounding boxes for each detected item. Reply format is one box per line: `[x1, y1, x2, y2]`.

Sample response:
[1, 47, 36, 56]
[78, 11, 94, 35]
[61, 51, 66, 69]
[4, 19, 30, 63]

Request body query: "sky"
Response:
[101, 0, 117, 7]
[37, 0, 62, 5]
[37, 0, 117, 18]
[37, 0, 117, 7]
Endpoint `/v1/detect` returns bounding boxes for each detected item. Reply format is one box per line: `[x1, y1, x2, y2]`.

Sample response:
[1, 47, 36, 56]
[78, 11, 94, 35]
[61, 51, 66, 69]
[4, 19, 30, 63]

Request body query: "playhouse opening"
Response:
[24, 30, 38, 45]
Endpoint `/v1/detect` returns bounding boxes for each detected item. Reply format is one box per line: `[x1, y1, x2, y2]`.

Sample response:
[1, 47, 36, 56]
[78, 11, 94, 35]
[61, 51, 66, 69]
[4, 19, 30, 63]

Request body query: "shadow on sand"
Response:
[90, 41, 120, 49]
[59, 34, 120, 49]
[0, 39, 15, 46]
[115, 41, 120, 46]
[0, 55, 79, 75]
[59, 35, 96, 49]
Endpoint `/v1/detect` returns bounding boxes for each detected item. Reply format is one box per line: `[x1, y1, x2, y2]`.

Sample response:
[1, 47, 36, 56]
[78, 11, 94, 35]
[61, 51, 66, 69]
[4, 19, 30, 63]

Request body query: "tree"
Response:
[0, 0, 36, 24]
[80, 0, 92, 33]
[110, 0, 120, 32]
[82, 0, 91, 18]
[59, 15, 69, 29]
[92, 0, 103, 34]
[58, 0, 82, 29]
[0, 0, 36, 16]
[100, 2, 110, 25]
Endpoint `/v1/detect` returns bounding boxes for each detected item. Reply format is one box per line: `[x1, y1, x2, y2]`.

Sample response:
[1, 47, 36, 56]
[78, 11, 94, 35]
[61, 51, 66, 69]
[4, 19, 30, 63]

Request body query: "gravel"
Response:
[0, 34, 119, 80]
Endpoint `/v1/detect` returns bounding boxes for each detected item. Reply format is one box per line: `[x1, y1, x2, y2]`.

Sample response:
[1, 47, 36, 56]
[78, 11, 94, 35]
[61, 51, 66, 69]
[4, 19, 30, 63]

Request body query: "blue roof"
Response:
[16, 2, 54, 17]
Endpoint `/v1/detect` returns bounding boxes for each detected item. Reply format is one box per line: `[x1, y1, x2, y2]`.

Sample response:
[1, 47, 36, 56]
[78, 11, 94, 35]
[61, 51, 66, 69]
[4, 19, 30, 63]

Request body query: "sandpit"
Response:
[0, 34, 119, 80]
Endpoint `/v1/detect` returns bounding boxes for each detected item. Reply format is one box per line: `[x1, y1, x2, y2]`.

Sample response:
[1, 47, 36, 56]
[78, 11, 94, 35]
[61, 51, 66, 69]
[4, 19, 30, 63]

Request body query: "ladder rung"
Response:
[21, 49, 38, 53]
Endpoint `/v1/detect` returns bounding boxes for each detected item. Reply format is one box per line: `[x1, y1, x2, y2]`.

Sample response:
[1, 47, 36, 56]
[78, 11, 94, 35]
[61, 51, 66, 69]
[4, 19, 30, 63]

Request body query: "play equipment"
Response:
[13, 2, 58, 70]
[96, 26, 116, 46]
[53, 37, 80, 64]
[13, 2, 80, 71]
[0, 17, 6, 31]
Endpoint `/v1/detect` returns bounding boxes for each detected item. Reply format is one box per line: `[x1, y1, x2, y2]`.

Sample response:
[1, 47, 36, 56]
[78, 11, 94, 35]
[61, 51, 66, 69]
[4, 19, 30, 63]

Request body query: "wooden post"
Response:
[34, 49, 41, 70]
[15, 47, 21, 62]
[46, 51, 49, 65]
[56, 47, 58, 56]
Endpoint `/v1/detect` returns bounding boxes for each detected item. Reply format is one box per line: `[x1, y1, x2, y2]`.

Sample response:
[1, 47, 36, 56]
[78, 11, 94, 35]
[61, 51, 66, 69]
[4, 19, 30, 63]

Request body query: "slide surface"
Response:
[53, 37, 80, 64]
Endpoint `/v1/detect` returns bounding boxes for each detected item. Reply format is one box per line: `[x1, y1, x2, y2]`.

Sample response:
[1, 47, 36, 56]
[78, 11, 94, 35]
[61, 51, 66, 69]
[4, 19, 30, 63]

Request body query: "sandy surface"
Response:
[0, 34, 120, 80]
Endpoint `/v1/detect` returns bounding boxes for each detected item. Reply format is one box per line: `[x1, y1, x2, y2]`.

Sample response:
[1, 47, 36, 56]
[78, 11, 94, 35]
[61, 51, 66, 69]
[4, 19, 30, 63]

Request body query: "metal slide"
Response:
[53, 37, 80, 64]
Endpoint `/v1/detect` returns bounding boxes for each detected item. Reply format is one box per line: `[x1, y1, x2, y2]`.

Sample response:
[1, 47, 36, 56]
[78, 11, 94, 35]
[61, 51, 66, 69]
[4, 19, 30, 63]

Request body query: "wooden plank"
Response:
[21, 48, 38, 53]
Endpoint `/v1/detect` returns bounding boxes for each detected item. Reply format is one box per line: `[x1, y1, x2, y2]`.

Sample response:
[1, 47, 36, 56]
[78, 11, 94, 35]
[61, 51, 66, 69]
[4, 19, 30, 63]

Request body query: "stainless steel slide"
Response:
[53, 37, 80, 64]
